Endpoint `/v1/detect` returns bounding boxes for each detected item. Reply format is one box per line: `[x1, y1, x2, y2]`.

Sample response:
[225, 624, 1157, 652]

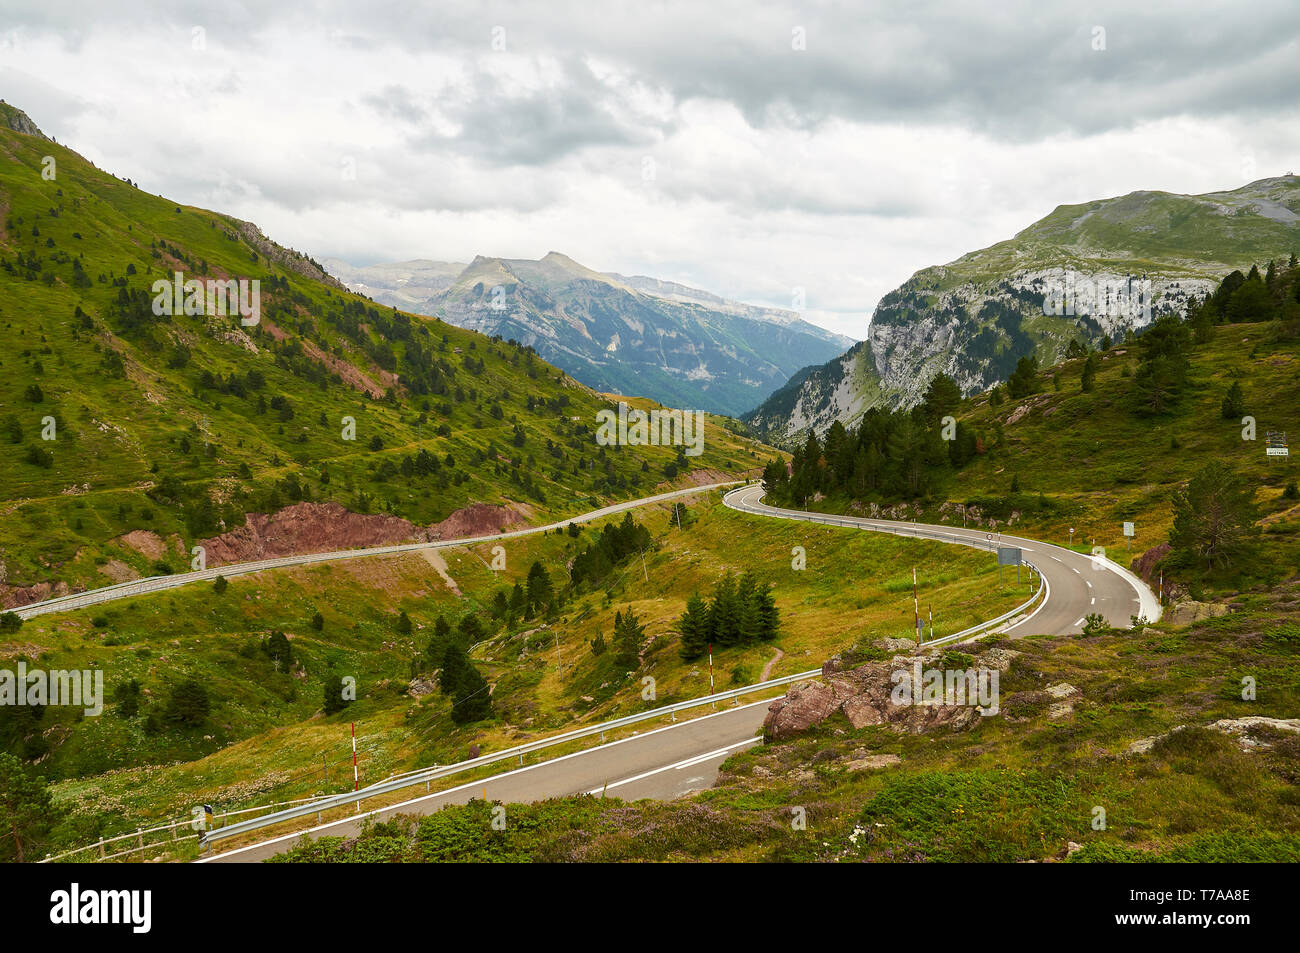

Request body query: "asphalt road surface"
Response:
[203, 483, 1158, 862]
[201, 698, 773, 863]
[723, 484, 1160, 636]
[14, 481, 742, 621]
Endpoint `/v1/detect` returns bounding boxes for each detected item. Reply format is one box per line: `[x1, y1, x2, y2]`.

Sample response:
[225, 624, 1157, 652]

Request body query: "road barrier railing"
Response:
[203, 485, 1049, 856]
[40, 795, 334, 864]
[14, 482, 743, 621]
[199, 666, 818, 852]
[722, 484, 1047, 647]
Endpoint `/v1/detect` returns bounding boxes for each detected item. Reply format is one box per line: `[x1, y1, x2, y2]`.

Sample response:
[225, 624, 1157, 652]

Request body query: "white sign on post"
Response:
[1123, 522, 1134, 537]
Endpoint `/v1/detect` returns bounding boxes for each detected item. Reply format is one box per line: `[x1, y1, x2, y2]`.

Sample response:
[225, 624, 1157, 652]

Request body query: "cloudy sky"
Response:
[3, 0, 1298, 337]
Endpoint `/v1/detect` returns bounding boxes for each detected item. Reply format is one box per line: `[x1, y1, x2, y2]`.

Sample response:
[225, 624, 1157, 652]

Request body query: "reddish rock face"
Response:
[197, 500, 527, 566]
[1, 580, 71, 610]
[1132, 542, 1171, 587]
[764, 681, 841, 739]
[764, 657, 989, 741]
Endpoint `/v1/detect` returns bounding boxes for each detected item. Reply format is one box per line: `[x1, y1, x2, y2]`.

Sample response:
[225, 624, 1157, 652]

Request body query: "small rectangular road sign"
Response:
[997, 547, 1022, 566]
[1123, 522, 1134, 537]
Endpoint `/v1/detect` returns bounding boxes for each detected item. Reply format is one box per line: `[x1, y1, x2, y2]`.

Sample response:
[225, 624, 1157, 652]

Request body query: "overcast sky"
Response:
[3, 1, 1298, 337]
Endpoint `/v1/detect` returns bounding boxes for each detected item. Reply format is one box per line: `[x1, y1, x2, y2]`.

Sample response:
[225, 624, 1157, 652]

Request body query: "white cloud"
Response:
[3, 1, 1298, 340]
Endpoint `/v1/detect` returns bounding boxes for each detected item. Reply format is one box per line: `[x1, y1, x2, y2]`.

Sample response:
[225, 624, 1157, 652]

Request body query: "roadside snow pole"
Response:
[708, 643, 715, 696]
[913, 567, 922, 644]
[352, 722, 359, 811]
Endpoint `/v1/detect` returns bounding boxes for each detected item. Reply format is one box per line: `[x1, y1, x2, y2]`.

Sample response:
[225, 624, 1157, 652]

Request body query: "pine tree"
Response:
[265, 630, 292, 669]
[735, 573, 762, 643]
[1169, 462, 1260, 571]
[508, 583, 526, 616]
[441, 645, 492, 724]
[163, 679, 210, 726]
[677, 592, 711, 660]
[323, 674, 350, 714]
[613, 607, 644, 669]
[457, 613, 484, 648]
[1221, 380, 1245, 419]
[710, 574, 742, 646]
[755, 584, 780, 642]
[526, 560, 554, 615]
[0, 755, 56, 863]
[919, 372, 961, 424]
[396, 610, 412, 635]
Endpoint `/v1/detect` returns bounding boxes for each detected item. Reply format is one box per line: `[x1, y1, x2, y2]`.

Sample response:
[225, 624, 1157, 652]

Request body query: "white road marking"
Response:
[589, 737, 760, 794]
[203, 698, 774, 862]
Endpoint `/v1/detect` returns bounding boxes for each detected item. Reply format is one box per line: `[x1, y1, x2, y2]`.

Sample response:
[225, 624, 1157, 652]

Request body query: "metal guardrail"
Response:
[721, 484, 1047, 647]
[13, 482, 743, 620]
[200, 667, 818, 851]
[201, 482, 1049, 855]
[41, 794, 336, 863]
[918, 579, 1045, 647]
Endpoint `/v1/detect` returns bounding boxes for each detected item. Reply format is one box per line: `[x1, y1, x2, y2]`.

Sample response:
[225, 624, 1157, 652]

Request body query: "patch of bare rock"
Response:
[762, 648, 1020, 741]
[1127, 716, 1300, 754]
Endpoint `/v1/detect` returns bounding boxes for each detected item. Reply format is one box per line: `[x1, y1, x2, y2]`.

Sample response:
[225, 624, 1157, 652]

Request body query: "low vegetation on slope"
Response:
[2, 489, 1029, 860]
[0, 117, 766, 607]
[761, 261, 1300, 597]
[271, 579, 1300, 863]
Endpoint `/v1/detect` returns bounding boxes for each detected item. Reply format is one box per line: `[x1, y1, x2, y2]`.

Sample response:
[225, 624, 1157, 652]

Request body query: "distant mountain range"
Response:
[743, 174, 1300, 445]
[325, 253, 854, 418]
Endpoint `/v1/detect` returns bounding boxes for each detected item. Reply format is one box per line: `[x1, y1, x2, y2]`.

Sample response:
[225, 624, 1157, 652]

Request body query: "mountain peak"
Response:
[0, 101, 48, 139]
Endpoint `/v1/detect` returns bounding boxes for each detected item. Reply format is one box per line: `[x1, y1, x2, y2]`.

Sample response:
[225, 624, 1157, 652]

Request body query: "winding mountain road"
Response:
[723, 484, 1161, 635]
[197, 482, 1159, 862]
[10, 482, 743, 621]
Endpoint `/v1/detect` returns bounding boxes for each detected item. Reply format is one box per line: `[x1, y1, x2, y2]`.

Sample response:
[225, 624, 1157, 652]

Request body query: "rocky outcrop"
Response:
[1164, 600, 1230, 625]
[744, 175, 1300, 444]
[1, 580, 72, 610]
[1128, 716, 1300, 755]
[197, 500, 527, 565]
[232, 219, 346, 291]
[427, 502, 526, 541]
[0, 102, 47, 139]
[763, 654, 996, 740]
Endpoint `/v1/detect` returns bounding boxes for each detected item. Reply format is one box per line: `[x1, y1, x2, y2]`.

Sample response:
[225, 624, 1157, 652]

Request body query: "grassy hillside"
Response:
[745, 175, 1300, 440]
[14, 487, 1029, 859]
[275, 578, 1300, 863]
[762, 261, 1300, 599]
[0, 116, 768, 607]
